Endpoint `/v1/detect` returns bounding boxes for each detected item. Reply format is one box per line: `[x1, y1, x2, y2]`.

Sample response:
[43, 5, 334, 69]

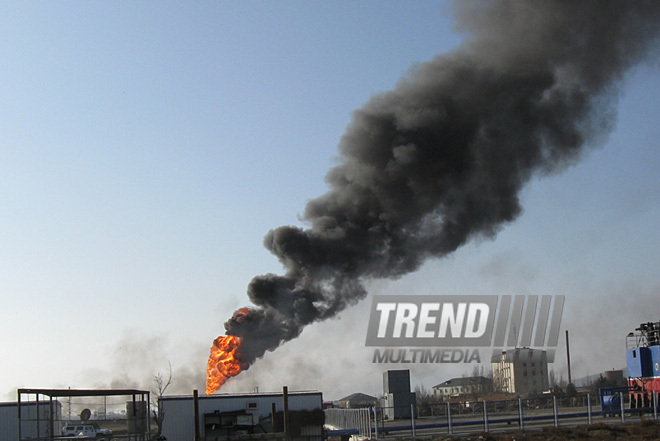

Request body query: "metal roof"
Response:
[432, 376, 491, 389]
[17, 388, 149, 397]
[161, 390, 322, 401]
[337, 393, 377, 403]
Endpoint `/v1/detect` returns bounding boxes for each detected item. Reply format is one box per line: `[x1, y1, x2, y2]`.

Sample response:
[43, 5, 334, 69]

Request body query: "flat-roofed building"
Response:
[492, 348, 549, 395]
[432, 376, 492, 399]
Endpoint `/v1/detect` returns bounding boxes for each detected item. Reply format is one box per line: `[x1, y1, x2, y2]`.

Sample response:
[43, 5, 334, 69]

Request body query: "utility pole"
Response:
[566, 330, 572, 385]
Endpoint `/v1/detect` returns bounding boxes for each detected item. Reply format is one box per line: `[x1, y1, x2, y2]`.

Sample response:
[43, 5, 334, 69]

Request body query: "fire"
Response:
[205, 335, 245, 394]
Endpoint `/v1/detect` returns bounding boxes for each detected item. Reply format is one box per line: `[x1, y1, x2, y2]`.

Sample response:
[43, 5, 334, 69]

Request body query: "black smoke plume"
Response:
[223, 1, 660, 366]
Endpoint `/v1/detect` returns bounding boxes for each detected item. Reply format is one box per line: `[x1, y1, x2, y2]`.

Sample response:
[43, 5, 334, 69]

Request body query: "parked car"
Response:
[61, 424, 112, 439]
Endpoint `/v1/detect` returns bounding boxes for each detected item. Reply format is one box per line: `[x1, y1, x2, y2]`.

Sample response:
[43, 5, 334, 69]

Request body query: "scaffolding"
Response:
[17, 388, 151, 441]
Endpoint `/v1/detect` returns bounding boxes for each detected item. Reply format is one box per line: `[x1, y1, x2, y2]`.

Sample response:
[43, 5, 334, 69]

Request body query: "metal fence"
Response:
[325, 408, 372, 438]
[325, 392, 660, 438]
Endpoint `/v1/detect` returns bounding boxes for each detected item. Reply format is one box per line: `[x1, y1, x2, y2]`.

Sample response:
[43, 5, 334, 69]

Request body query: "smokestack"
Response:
[220, 1, 660, 370]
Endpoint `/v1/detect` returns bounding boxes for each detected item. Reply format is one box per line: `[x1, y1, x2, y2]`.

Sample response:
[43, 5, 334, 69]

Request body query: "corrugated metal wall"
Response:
[160, 392, 323, 441]
[160, 398, 195, 441]
[0, 401, 62, 441]
[0, 403, 20, 441]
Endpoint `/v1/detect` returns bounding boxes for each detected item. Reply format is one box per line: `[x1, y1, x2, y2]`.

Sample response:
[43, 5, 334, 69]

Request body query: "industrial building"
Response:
[626, 321, 660, 409]
[1, 400, 63, 441]
[335, 393, 377, 409]
[381, 370, 416, 419]
[159, 389, 323, 441]
[432, 376, 492, 399]
[491, 348, 549, 395]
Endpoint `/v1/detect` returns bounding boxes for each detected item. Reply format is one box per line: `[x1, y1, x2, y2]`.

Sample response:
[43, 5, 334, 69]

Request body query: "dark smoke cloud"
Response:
[225, 0, 660, 365]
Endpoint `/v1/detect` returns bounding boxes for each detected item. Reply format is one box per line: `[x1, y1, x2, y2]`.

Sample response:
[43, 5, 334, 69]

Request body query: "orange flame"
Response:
[205, 335, 245, 394]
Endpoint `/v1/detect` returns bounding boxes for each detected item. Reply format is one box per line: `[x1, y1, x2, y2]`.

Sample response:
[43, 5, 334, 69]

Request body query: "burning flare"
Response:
[205, 335, 245, 394]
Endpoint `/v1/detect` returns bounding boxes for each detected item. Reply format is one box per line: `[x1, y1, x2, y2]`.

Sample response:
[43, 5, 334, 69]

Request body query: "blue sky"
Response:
[1, 2, 659, 401]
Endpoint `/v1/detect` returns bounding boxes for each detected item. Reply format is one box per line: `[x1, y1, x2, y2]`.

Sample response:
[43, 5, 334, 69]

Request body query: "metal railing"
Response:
[325, 392, 660, 438]
[325, 408, 372, 438]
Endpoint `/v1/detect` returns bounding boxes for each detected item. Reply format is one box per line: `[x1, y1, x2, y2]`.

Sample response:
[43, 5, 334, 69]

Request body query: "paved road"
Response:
[373, 406, 655, 438]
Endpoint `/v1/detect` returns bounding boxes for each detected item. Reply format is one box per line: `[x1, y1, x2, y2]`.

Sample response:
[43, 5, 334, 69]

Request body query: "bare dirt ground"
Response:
[423, 419, 660, 440]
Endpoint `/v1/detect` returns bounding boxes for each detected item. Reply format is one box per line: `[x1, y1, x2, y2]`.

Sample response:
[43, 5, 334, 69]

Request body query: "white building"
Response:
[491, 348, 549, 395]
[159, 390, 323, 441]
[0, 400, 63, 441]
[432, 376, 492, 399]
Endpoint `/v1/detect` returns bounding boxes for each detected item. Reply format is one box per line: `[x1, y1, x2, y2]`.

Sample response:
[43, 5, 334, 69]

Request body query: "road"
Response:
[374, 406, 656, 438]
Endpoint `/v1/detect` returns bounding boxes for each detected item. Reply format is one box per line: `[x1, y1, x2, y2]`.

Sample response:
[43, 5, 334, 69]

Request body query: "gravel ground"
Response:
[414, 419, 660, 440]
